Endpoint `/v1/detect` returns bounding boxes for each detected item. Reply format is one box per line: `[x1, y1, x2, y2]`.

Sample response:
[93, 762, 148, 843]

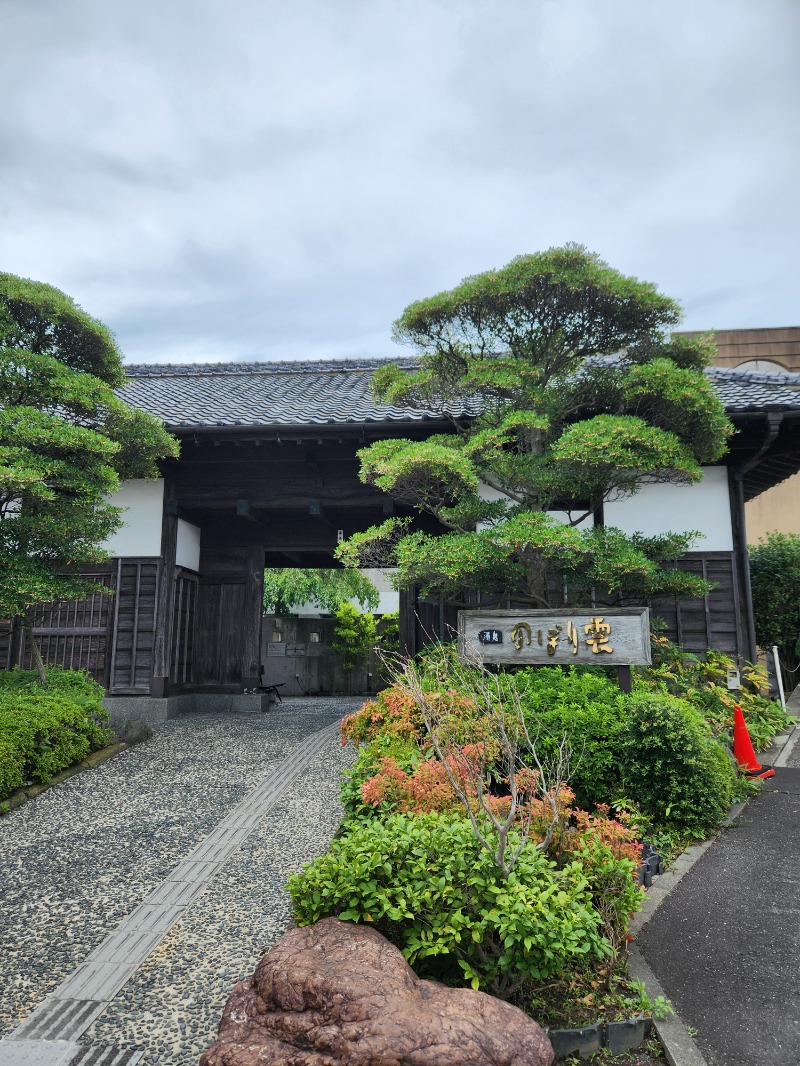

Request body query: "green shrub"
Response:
[513, 667, 629, 810]
[640, 634, 792, 750]
[289, 811, 611, 998]
[0, 667, 112, 799]
[619, 693, 736, 835]
[331, 602, 377, 674]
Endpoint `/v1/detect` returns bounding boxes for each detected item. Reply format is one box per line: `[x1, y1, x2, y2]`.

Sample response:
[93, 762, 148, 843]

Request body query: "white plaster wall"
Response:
[102, 479, 164, 557]
[476, 483, 594, 530]
[363, 567, 399, 614]
[176, 519, 201, 572]
[603, 467, 733, 551]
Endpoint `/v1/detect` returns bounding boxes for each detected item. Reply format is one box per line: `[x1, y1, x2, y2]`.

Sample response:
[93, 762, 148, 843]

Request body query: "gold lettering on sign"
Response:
[584, 616, 613, 654]
[547, 624, 562, 656]
[566, 620, 578, 654]
[511, 622, 532, 650]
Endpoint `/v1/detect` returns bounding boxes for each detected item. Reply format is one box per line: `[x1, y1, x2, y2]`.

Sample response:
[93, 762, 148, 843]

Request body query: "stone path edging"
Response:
[1, 717, 341, 1063]
[1, 743, 130, 815]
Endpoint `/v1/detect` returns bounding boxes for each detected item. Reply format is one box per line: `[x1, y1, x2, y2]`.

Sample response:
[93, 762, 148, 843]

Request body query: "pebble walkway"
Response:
[0, 698, 359, 1066]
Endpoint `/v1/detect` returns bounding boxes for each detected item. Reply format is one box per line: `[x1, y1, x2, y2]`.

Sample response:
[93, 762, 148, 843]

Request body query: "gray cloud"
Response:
[1, 0, 797, 364]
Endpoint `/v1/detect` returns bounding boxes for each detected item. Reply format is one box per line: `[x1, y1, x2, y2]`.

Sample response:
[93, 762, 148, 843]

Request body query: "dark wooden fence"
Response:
[2, 559, 177, 693]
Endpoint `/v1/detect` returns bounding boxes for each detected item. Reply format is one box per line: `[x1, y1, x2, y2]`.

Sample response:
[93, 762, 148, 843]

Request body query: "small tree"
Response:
[749, 531, 800, 691]
[337, 246, 732, 609]
[330, 602, 377, 683]
[397, 650, 570, 876]
[0, 273, 178, 681]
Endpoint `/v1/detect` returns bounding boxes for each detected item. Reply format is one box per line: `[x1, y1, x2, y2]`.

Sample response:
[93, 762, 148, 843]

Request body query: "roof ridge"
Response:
[706, 365, 800, 384]
[124, 356, 420, 378]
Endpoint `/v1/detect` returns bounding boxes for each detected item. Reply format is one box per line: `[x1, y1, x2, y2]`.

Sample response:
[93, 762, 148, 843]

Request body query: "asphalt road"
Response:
[638, 755, 800, 1066]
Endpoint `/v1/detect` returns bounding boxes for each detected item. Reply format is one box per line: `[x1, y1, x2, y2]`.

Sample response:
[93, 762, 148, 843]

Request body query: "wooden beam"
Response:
[151, 494, 178, 696]
[242, 544, 265, 689]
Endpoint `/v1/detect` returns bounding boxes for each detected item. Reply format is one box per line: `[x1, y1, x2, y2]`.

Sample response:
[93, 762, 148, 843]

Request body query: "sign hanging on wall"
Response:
[457, 608, 651, 666]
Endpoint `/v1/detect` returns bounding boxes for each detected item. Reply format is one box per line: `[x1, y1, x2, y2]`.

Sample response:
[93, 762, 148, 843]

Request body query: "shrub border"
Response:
[0, 740, 129, 815]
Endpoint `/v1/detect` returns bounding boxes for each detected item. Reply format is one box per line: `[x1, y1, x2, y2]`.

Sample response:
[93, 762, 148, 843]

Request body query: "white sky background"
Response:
[1, 0, 797, 365]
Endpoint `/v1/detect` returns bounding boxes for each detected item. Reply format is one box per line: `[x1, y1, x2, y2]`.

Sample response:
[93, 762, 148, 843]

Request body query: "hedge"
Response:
[0, 667, 113, 800]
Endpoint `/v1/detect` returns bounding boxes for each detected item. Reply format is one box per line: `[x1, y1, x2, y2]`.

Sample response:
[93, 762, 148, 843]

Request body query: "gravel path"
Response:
[85, 738, 355, 1064]
[0, 699, 358, 1053]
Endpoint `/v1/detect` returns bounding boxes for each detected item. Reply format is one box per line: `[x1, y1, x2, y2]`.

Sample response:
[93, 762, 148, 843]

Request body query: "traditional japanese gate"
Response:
[5, 357, 800, 699]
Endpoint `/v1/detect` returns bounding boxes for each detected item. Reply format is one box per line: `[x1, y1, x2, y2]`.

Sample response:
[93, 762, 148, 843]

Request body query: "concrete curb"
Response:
[628, 717, 800, 1066]
[627, 950, 706, 1066]
[0, 742, 129, 815]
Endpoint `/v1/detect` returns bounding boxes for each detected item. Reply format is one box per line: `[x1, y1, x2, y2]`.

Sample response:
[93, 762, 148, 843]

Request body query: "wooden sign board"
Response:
[458, 608, 651, 667]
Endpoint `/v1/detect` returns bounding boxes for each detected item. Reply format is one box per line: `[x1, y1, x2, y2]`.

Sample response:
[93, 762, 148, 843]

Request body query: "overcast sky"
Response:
[1, 1, 797, 365]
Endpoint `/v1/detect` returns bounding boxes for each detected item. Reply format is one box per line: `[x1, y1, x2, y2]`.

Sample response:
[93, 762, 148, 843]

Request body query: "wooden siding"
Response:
[192, 541, 264, 690]
[406, 552, 744, 661]
[170, 570, 198, 686]
[194, 579, 248, 686]
[109, 560, 159, 693]
[0, 617, 16, 671]
[649, 552, 743, 658]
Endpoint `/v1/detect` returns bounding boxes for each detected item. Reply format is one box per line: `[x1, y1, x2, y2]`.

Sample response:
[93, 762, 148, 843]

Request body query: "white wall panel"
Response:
[476, 483, 594, 530]
[101, 480, 164, 558]
[603, 467, 733, 551]
[176, 519, 201, 572]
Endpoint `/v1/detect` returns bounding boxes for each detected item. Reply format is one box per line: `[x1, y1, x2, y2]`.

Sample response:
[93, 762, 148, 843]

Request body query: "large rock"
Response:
[200, 917, 554, 1066]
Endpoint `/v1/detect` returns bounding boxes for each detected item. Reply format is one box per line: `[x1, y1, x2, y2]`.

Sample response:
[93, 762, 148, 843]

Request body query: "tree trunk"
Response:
[23, 620, 48, 685]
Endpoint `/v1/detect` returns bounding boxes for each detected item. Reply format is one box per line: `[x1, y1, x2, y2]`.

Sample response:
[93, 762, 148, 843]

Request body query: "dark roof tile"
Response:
[118, 357, 800, 430]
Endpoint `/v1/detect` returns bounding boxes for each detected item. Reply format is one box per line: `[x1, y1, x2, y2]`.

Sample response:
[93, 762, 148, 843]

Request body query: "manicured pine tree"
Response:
[337, 245, 733, 609]
[0, 272, 178, 682]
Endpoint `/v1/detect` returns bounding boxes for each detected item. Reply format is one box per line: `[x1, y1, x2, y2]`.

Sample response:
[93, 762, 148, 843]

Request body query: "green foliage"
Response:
[262, 567, 379, 615]
[0, 667, 112, 798]
[749, 532, 800, 689]
[513, 667, 629, 811]
[331, 602, 377, 673]
[619, 693, 736, 835]
[640, 633, 792, 750]
[337, 246, 733, 609]
[289, 811, 610, 997]
[0, 273, 178, 631]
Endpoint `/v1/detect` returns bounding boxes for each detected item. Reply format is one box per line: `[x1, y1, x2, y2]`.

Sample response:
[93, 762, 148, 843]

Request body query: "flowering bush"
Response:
[341, 680, 487, 750]
[360, 745, 490, 814]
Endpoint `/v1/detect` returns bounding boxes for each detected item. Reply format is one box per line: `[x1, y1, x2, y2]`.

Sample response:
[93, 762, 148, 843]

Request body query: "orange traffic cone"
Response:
[732, 705, 775, 780]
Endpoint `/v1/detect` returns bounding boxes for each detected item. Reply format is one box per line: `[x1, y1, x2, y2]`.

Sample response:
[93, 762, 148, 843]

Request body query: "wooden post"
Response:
[242, 543, 265, 690]
[399, 586, 416, 658]
[151, 492, 178, 698]
[617, 665, 632, 694]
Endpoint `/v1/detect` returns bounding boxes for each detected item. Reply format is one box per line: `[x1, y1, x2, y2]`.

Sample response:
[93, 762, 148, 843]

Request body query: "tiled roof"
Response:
[119, 358, 443, 429]
[119, 357, 800, 430]
[705, 366, 800, 411]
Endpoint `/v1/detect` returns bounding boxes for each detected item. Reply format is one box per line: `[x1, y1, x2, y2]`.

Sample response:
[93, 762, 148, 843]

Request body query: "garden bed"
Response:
[285, 636, 792, 1057]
